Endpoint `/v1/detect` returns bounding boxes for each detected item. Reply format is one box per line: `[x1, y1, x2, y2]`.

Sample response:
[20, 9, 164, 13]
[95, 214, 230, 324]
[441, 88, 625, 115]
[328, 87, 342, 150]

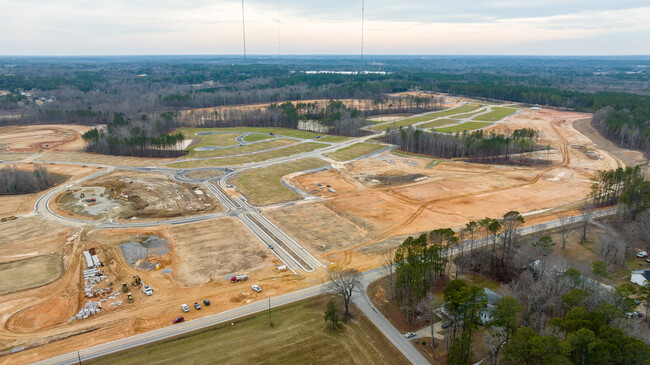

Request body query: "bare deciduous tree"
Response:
[325, 268, 362, 316]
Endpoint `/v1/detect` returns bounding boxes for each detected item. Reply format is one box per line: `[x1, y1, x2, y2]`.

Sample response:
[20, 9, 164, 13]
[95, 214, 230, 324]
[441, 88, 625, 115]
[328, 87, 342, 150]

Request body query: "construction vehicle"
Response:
[230, 274, 248, 283]
[127, 292, 133, 303]
[122, 282, 128, 292]
[132, 275, 141, 286]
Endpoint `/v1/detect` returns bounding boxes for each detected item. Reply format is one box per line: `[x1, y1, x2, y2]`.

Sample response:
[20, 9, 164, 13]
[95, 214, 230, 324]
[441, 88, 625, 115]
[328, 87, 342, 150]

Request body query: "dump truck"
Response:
[230, 274, 248, 282]
[132, 275, 141, 286]
[122, 282, 128, 292]
[127, 292, 133, 302]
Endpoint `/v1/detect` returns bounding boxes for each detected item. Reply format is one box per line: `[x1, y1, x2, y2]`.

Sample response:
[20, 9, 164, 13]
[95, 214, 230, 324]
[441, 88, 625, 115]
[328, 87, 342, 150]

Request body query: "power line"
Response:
[361, 0, 364, 61]
[241, 0, 247, 61]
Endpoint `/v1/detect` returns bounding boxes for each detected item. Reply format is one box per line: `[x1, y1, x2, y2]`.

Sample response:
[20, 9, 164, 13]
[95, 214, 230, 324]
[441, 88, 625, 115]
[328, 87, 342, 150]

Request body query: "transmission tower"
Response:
[361, 0, 364, 61]
[241, 0, 247, 61]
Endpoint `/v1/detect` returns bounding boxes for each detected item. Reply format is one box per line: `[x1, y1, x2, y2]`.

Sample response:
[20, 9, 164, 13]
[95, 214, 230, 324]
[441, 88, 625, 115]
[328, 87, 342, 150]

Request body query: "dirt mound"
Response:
[120, 236, 169, 270]
[357, 173, 426, 187]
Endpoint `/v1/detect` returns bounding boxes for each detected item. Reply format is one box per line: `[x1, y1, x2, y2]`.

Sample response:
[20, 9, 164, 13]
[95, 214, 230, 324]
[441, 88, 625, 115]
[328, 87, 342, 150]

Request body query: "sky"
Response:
[1, 0, 649, 56]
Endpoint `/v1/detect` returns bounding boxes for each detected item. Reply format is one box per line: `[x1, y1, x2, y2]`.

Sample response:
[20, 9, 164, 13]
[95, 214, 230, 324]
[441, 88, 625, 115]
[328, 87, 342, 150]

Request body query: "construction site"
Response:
[0, 96, 647, 364]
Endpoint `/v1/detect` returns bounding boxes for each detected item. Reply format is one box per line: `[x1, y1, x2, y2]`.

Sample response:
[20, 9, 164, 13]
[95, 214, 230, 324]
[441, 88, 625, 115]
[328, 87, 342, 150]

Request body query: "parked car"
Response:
[173, 316, 184, 324]
[203, 299, 211, 306]
[181, 304, 190, 313]
[442, 321, 452, 329]
[404, 332, 416, 339]
[636, 251, 648, 258]
[252, 285, 262, 292]
[194, 302, 202, 310]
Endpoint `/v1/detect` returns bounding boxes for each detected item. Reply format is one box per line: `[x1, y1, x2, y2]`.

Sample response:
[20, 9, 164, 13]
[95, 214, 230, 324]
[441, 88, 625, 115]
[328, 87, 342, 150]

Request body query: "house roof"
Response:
[483, 288, 502, 305]
[632, 269, 650, 281]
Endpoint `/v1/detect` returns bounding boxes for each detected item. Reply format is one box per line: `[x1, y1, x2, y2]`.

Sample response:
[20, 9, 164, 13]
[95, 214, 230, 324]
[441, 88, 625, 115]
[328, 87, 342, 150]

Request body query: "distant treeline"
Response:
[381, 127, 543, 163]
[0, 165, 52, 195]
[431, 82, 650, 154]
[82, 112, 186, 157]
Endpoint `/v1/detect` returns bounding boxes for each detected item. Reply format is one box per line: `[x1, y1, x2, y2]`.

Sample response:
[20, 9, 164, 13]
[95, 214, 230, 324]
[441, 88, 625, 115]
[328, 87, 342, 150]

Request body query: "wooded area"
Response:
[0, 165, 52, 194]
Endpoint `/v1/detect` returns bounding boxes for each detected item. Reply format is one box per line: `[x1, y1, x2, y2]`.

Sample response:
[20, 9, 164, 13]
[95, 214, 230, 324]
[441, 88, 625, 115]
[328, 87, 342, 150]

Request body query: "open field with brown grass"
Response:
[88, 295, 408, 365]
[185, 138, 297, 158]
[169, 142, 324, 168]
[325, 143, 388, 162]
[0, 254, 62, 295]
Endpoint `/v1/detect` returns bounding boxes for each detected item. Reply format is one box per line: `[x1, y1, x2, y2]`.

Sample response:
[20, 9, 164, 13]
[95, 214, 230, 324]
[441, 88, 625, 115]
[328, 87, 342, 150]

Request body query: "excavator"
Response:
[132, 275, 141, 287]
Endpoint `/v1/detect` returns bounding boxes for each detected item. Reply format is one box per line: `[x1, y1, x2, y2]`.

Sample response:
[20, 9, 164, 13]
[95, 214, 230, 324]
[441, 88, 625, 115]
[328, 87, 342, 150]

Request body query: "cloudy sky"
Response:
[1, 0, 649, 55]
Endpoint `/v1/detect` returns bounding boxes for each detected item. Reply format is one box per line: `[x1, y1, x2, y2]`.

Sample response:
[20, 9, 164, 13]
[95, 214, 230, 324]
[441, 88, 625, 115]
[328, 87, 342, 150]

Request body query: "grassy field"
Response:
[232, 158, 329, 205]
[317, 135, 352, 143]
[185, 138, 297, 158]
[436, 122, 492, 133]
[242, 134, 274, 142]
[452, 109, 486, 119]
[426, 104, 480, 118]
[325, 143, 388, 161]
[472, 107, 517, 122]
[177, 127, 321, 139]
[169, 142, 324, 168]
[89, 296, 408, 365]
[182, 131, 240, 149]
[418, 119, 457, 129]
[369, 104, 481, 131]
[0, 254, 62, 295]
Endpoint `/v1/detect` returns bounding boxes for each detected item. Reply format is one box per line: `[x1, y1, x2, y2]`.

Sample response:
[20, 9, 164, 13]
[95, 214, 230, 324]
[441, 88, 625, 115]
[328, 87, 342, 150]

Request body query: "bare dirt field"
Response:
[34, 151, 175, 167]
[169, 218, 272, 286]
[0, 125, 91, 152]
[0, 218, 73, 263]
[54, 171, 221, 220]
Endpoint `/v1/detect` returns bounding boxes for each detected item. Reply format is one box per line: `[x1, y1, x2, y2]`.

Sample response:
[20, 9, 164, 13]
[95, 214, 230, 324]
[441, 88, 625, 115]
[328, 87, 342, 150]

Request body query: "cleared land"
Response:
[176, 127, 320, 139]
[370, 104, 481, 130]
[170, 218, 269, 286]
[325, 143, 388, 162]
[242, 134, 273, 142]
[183, 169, 224, 179]
[184, 132, 241, 148]
[169, 142, 324, 168]
[473, 107, 517, 122]
[418, 119, 457, 129]
[435, 121, 492, 133]
[0, 254, 62, 295]
[232, 158, 329, 206]
[317, 135, 352, 143]
[185, 138, 297, 158]
[88, 296, 408, 365]
[0, 125, 91, 152]
[34, 151, 175, 167]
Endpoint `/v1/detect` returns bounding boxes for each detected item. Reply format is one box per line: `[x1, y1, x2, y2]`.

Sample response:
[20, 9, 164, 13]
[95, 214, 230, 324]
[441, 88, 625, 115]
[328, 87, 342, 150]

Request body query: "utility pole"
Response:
[241, 0, 247, 61]
[77, 351, 82, 365]
[268, 296, 272, 325]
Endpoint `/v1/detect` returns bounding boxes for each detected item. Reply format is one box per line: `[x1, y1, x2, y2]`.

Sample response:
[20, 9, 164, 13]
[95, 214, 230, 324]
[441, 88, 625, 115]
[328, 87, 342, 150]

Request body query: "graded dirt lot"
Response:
[0, 218, 73, 262]
[169, 218, 271, 286]
[88, 296, 408, 365]
[0, 125, 91, 152]
[55, 171, 221, 220]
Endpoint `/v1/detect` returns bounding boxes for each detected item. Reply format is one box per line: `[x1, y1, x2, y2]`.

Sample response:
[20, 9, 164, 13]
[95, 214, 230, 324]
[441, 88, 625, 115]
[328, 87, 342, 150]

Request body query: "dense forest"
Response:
[0, 165, 52, 194]
[1, 56, 648, 154]
[82, 112, 186, 157]
[381, 126, 544, 164]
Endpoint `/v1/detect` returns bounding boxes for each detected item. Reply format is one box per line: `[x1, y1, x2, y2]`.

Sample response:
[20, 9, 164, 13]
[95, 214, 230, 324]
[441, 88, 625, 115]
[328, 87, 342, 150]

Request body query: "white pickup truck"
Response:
[142, 285, 153, 296]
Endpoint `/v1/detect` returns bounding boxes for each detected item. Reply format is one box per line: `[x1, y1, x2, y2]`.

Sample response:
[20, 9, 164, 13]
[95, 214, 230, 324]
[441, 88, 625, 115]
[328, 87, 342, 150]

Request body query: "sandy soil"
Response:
[0, 125, 91, 152]
[0, 163, 99, 217]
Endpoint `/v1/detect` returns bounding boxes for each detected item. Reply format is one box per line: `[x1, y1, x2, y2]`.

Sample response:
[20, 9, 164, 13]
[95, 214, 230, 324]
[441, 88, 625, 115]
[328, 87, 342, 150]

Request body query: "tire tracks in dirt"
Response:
[357, 120, 571, 248]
